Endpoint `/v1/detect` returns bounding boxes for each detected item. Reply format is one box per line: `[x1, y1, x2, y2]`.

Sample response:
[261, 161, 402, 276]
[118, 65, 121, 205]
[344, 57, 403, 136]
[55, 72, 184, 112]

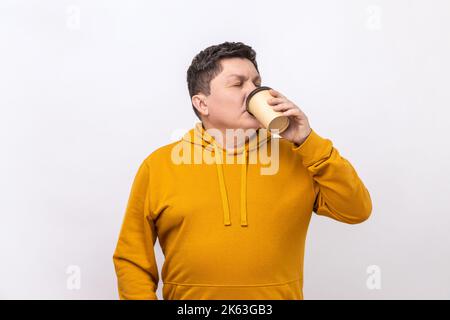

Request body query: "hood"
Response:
[182, 122, 272, 227]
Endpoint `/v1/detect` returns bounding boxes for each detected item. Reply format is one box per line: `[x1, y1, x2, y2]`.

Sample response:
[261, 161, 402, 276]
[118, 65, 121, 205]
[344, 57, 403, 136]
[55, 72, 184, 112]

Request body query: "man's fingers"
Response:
[267, 97, 285, 105]
[283, 108, 303, 117]
[270, 103, 294, 112]
[269, 89, 285, 98]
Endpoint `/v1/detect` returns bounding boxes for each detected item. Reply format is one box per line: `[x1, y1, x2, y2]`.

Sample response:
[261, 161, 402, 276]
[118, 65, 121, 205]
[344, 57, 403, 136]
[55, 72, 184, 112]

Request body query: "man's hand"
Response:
[267, 89, 312, 146]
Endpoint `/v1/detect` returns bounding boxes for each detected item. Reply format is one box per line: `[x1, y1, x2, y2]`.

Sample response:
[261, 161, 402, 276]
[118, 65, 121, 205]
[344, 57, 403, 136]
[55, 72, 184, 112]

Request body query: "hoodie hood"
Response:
[182, 122, 272, 227]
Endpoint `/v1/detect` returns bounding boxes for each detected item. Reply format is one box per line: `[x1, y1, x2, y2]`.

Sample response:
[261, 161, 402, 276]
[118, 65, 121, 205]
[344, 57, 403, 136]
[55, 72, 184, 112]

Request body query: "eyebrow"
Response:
[227, 74, 261, 82]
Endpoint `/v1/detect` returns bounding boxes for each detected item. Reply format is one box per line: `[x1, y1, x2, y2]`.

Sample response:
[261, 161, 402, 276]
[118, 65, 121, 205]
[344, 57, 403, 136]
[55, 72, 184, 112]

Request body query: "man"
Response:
[113, 41, 372, 300]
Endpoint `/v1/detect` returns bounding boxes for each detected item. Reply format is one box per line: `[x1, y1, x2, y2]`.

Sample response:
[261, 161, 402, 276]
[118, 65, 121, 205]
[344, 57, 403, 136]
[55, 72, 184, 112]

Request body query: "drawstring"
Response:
[214, 144, 231, 226]
[183, 122, 272, 228]
[213, 143, 248, 227]
[240, 147, 248, 226]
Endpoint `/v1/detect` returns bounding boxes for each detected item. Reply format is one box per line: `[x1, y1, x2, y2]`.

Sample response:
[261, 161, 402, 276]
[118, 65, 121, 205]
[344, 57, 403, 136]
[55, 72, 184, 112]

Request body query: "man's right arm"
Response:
[113, 160, 159, 300]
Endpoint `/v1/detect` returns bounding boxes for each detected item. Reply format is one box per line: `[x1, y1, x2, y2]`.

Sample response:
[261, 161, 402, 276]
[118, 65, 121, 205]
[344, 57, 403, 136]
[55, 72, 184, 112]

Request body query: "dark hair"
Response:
[187, 41, 259, 120]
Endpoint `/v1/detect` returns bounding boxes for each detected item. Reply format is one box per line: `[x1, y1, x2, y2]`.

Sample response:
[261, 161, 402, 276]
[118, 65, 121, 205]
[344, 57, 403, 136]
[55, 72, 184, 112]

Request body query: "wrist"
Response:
[294, 128, 312, 146]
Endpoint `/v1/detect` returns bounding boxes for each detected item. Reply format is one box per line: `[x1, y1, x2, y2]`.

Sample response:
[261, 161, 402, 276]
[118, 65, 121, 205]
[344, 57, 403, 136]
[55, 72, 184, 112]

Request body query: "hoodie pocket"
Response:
[162, 283, 179, 300]
[163, 279, 303, 300]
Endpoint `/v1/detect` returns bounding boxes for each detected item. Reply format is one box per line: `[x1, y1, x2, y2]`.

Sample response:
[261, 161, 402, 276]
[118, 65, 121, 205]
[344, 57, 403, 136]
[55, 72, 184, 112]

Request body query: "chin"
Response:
[216, 114, 262, 131]
[240, 117, 262, 130]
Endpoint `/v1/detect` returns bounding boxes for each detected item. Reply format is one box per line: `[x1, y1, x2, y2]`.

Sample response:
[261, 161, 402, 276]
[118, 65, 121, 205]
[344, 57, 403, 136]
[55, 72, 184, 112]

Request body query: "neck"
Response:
[201, 122, 255, 151]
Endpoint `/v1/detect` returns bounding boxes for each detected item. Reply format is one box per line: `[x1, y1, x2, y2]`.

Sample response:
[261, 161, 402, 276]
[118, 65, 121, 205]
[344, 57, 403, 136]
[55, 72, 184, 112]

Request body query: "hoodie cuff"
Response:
[291, 129, 333, 167]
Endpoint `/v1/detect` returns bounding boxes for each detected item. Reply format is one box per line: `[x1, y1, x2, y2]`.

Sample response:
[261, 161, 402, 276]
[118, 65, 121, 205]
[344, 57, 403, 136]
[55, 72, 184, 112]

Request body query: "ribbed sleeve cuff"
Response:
[291, 129, 333, 167]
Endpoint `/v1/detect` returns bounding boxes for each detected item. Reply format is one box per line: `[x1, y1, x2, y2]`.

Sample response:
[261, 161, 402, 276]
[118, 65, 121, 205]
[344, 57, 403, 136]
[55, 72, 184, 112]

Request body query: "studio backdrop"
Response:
[1, 0, 449, 299]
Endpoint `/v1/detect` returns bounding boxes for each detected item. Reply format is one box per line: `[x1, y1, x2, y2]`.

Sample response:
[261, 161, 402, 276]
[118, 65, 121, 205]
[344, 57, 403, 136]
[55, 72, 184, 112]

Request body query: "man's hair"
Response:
[187, 41, 259, 120]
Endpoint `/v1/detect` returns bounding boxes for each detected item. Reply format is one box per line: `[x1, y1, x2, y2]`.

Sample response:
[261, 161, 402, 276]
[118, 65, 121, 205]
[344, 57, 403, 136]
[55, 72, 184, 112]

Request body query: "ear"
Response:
[192, 94, 209, 117]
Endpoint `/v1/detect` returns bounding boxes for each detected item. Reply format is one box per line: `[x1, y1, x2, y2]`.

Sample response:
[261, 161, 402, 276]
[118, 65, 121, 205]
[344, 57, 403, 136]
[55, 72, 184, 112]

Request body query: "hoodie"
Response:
[113, 122, 372, 300]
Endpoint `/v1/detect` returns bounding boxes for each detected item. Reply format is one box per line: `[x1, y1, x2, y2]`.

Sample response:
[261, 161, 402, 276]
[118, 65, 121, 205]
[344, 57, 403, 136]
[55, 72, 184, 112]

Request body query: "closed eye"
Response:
[233, 82, 261, 87]
[234, 82, 261, 87]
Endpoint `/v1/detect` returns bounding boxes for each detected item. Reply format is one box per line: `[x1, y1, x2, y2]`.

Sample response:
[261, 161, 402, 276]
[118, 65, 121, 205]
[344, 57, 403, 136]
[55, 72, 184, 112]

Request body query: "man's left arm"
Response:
[292, 129, 372, 223]
[267, 89, 372, 224]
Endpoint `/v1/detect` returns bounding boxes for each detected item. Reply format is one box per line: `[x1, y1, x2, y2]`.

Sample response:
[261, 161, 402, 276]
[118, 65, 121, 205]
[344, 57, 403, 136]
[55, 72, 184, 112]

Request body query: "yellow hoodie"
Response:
[113, 122, 372, 300]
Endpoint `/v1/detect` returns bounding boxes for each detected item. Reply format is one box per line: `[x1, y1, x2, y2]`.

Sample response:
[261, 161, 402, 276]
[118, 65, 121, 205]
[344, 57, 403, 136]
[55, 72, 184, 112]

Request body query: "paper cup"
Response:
[245, 86, 290, 133]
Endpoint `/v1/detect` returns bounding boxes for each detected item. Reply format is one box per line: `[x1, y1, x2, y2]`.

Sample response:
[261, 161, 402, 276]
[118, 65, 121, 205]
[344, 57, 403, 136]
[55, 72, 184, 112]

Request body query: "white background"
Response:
[1, 0, 449, 299]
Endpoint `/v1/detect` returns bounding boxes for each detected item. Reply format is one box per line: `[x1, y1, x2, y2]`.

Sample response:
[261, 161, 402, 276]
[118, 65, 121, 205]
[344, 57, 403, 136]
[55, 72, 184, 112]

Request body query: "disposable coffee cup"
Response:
[245, 86, 290, 133]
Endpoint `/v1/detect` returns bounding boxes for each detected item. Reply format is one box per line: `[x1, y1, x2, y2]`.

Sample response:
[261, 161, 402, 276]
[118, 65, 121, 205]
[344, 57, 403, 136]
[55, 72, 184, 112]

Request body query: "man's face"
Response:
[201, 57, 263, 130]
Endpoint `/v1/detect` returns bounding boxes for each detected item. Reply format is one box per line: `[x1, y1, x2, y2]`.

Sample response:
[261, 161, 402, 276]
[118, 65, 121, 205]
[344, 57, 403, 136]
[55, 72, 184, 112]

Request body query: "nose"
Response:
[244, 83, 258, 104]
